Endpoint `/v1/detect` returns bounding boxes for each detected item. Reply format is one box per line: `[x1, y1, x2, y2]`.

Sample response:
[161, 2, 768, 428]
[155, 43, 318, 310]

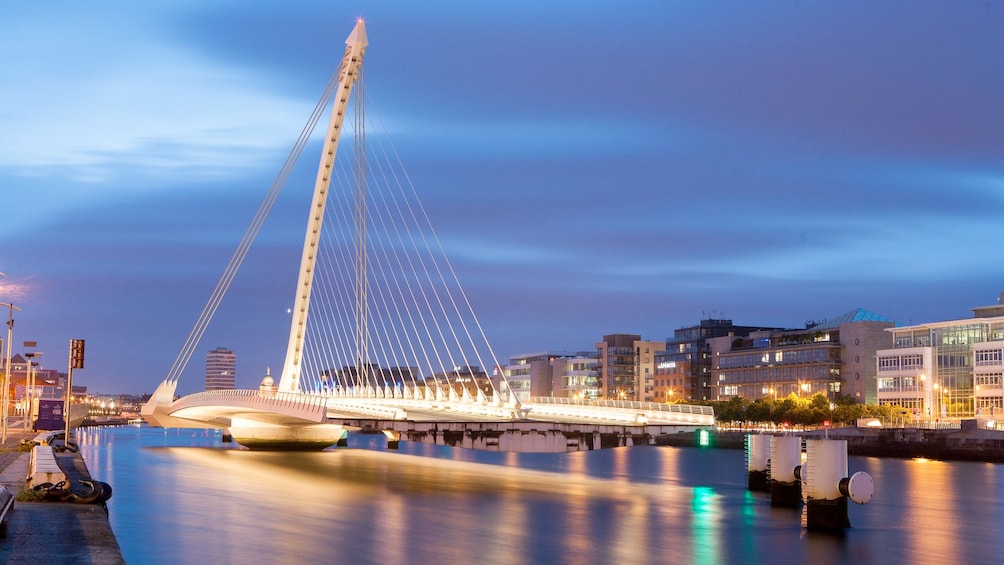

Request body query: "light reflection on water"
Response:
[76, 426, 1004, 565]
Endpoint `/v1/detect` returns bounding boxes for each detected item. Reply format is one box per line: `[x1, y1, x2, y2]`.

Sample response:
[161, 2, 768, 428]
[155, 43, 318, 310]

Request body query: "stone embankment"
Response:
[0, 429, 125, 564]
[657, 423, 1004, 463]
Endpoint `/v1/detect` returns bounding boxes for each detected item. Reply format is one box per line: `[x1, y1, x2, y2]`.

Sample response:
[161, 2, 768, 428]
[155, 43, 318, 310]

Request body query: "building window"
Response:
[976, 349, 1003, 366]
[878, 357, 900, 371]
[976, 373, 1003, 387]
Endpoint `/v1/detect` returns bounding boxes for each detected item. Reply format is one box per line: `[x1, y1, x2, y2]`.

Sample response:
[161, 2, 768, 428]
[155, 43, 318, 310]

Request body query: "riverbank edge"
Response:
[655, 426, 1004, 463]
[0, 431, 126, 564]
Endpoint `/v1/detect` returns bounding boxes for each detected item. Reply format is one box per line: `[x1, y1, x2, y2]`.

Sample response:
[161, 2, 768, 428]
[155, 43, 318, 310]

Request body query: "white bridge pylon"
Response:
[140, 20, 715, 452]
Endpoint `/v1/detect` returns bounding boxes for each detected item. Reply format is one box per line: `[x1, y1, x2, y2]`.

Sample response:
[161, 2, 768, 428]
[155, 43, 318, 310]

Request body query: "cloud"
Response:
[0, 4, 314, 187]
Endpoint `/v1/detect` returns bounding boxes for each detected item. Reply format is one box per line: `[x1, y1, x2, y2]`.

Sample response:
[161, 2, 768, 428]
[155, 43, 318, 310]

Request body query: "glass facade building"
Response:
[876, 294, 1004, 421]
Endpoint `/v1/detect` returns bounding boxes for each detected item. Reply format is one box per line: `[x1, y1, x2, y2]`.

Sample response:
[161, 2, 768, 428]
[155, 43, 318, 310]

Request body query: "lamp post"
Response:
[919, 373, 927, 424]
[767, 387, 777, 429]
[23, 349, 41, 432]
[933, 381, 944, 424]
[1, 301, 21, 444]
[23, 351, 34, 431]
[941, 384, 948, 420]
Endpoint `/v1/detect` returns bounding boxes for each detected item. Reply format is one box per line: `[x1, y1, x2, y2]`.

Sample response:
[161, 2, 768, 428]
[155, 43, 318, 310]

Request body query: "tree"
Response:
[745, 398, 773, 424]
[831, 396, 865, 425]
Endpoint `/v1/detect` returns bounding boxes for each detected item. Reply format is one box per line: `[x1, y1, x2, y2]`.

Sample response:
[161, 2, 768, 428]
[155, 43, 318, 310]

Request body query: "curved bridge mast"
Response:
[279, 20, 368, 393]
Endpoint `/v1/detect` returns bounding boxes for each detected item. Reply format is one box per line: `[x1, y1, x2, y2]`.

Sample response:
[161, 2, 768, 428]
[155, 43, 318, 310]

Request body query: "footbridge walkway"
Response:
[142, 382, 715, 453]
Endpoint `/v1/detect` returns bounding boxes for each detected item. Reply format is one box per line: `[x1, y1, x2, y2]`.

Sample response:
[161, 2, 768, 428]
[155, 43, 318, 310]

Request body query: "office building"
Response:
[710, 309, 895, 402]
[876, 292, 1004, 420]
[503, 353, 557, 401]
[655, 319, 779, 403]
[552, 353, 600, 399]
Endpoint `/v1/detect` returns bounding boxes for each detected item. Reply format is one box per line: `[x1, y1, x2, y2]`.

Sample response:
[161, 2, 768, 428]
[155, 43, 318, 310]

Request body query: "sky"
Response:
[2, 1, 1003, 396]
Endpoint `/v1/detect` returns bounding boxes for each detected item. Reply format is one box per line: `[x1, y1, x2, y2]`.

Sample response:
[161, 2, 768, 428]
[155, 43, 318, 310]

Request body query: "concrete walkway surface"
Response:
[0, 429, 126, 564]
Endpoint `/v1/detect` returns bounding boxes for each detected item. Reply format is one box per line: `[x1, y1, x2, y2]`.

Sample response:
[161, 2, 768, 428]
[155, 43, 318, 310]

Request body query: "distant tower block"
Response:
[769, 435, 802, 507]
[746, 434, 770, 492]
[205, 347, 236, 391]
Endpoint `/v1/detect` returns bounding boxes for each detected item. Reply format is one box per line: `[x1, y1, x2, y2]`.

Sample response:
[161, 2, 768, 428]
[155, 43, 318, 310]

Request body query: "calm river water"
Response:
[75, 425, 1003, 565]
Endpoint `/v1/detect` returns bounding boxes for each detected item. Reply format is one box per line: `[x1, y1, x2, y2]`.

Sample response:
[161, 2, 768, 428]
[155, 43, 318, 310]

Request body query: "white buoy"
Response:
[770, 435, 802, 506]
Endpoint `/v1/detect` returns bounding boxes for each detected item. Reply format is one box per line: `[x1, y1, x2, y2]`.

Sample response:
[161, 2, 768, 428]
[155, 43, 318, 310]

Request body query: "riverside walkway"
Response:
[0, 429, 125, 564]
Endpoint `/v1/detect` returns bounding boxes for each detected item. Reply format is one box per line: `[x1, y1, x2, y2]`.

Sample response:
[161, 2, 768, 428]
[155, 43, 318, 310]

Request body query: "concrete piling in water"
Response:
[383, 430, 401, 450]
[745, 434, 770, 492]
[801, 438, 874, 530]
[769, 435, 802, 507]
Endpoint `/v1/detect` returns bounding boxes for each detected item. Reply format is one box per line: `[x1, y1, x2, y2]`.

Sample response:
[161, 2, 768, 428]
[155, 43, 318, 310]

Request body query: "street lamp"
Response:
[919, 373, 927, 423]
[933, 381, 945, 423]
[23, 349, 41, 432]
[0, 301, 21, 444]
[23, 351, 34, 431]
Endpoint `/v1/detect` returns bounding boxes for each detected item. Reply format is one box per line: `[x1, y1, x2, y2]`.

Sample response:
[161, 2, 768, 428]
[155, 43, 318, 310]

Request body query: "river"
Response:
[74, 425, 1003, 565]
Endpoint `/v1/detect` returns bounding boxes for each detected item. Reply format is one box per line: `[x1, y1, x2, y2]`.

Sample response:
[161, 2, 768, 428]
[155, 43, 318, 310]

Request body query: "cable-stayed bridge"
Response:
[141, 20, 714, 452]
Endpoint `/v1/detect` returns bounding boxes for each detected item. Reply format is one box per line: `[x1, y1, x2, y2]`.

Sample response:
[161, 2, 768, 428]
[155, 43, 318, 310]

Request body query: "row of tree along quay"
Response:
[658, 392, 1004, 463]
[705, 393, 899, 430]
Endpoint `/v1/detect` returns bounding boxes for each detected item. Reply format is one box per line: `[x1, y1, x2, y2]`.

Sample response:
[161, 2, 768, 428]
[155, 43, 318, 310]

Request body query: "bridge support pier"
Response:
[333, 422, 696, 453]
[383, 430, 401, 450]
[230, 419, 345, 451]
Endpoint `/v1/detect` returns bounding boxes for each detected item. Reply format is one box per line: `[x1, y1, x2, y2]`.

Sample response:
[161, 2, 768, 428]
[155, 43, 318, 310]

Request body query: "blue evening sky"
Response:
[2, 1, 1002, 395]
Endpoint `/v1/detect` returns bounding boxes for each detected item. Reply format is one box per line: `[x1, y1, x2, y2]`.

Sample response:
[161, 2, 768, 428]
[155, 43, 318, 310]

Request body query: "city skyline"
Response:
[2, 2, 1003, 395]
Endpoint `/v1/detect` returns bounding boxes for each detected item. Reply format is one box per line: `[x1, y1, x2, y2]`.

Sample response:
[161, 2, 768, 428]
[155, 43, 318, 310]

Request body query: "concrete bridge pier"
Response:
[229, 419, 346, 451]
[383, 430, 401, 450]
[364, 422, 687, 453]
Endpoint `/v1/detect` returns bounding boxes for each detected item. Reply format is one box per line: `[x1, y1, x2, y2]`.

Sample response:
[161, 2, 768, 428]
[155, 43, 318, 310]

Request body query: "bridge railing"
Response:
[171, 389, 330, 421]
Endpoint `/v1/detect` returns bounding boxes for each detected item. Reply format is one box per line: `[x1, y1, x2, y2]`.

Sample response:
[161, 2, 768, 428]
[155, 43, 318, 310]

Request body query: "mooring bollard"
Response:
[746, 434, 770, 492]
[769, 435, 803, 507]
[801, 438, 874, 530]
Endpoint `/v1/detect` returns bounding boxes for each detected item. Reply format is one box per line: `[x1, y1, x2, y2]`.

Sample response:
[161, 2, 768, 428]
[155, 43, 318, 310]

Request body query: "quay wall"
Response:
[656, 426, 1004, 463]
